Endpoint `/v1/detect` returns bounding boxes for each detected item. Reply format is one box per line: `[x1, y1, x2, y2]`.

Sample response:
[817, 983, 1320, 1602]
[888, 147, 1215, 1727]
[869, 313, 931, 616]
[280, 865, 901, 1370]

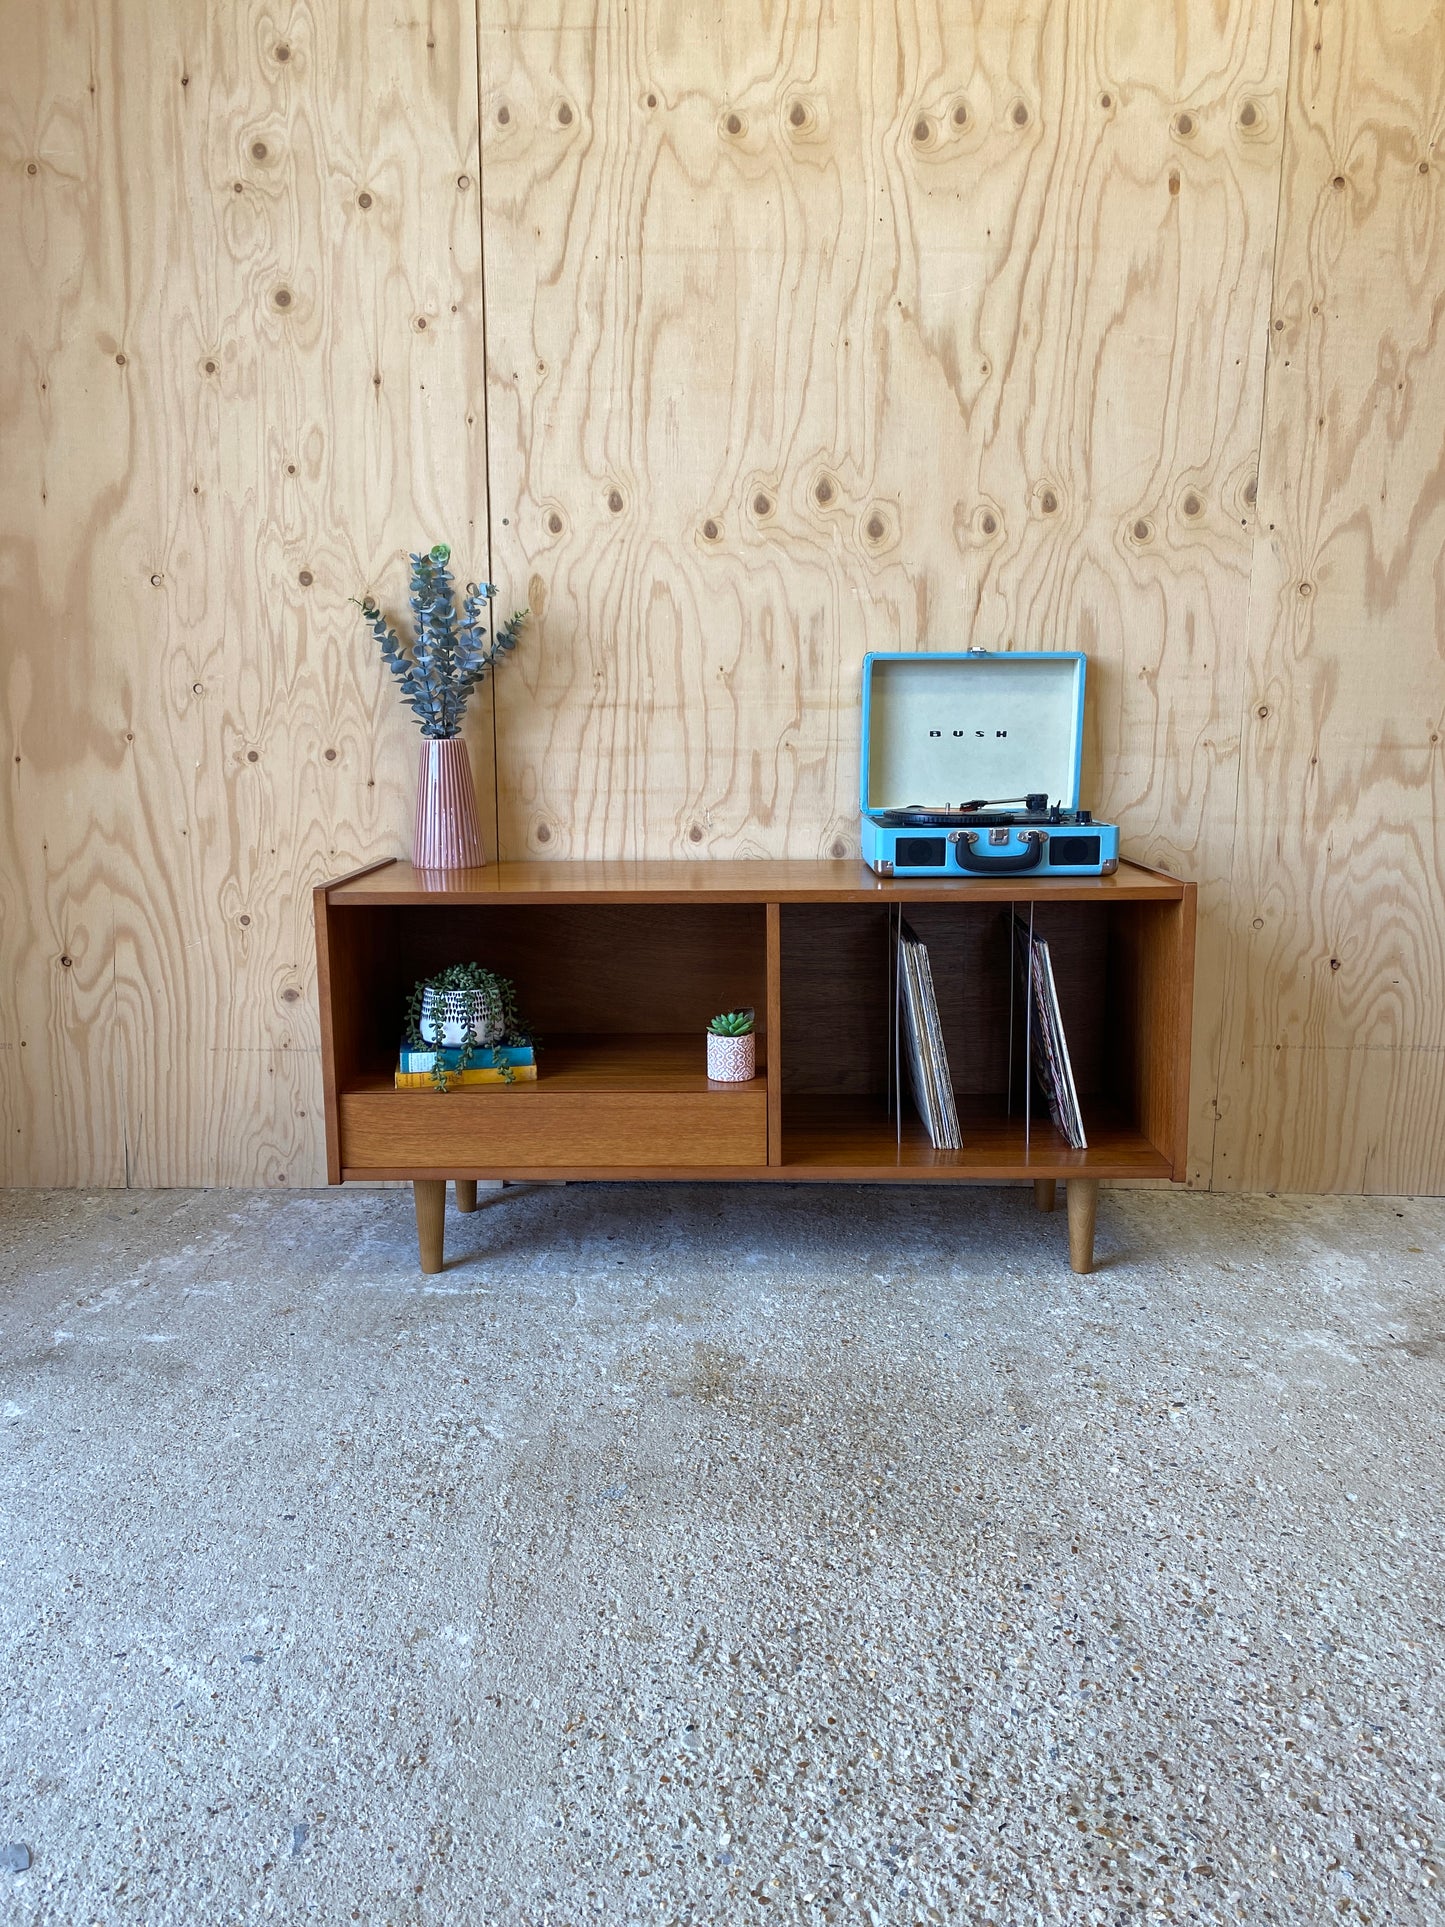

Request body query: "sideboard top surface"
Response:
[323, 856, 1186, 907]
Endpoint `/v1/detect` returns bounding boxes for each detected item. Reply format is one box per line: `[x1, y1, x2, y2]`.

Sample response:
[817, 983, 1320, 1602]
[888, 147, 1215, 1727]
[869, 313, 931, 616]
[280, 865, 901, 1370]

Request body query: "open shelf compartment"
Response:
[322, 899, 770, 1174]
[776, 898, 1187, 1180]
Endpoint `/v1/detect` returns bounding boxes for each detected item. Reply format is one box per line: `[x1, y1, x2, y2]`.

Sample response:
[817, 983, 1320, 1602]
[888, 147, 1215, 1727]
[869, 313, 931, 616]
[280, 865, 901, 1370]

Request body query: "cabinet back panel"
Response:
[349, 904, 766, 1062]
[780, 903, 1108, 1099]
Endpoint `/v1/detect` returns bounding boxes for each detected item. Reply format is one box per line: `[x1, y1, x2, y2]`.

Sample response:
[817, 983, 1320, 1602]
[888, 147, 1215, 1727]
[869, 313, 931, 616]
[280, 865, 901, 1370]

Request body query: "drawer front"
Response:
[340, 1089, 767, 1171]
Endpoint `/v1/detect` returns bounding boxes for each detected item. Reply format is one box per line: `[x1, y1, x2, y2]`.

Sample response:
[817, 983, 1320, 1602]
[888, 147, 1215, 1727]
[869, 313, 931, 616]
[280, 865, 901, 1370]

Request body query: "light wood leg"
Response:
[454, 1179, 478, 1213]
[414, 1180, 446, 1274]
[1033, 1179, 1056, 1213]
[1067, 1178, 1099, 1275]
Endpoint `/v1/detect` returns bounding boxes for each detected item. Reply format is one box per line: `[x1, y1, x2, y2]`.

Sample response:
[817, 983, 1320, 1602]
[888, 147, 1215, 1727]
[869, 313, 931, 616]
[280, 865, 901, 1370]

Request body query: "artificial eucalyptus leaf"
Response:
[358, 550, 530, 741]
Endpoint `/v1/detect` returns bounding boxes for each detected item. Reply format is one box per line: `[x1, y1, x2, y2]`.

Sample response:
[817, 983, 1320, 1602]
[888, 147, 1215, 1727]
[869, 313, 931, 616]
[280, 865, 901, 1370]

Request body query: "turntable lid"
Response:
[860, 650, 1085, 815]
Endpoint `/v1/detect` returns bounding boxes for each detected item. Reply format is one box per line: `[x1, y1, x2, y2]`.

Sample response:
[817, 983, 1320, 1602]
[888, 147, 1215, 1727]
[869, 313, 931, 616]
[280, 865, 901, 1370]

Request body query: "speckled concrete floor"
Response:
[1, 1184, 1443, 1926]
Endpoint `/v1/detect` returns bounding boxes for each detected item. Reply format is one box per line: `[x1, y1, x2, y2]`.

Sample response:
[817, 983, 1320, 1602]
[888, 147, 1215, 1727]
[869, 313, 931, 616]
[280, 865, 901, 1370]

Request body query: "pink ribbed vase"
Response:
[413, 738, 485, 870]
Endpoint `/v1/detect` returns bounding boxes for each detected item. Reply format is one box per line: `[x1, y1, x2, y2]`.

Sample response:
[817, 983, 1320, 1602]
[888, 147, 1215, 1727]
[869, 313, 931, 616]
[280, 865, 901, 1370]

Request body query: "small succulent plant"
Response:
[359, 543, 528, 740]
[708, 1009, 755, 1036]
[405, 962, 530, 1090]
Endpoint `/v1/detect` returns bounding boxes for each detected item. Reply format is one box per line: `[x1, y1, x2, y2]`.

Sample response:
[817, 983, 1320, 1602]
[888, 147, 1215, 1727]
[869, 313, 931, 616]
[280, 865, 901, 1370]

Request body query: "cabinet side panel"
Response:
[314, 888, 342, 1186]
[766, 903, 783, 1164]
[319, 907, 393, 1175]
[1177, 886, 1198, 1179]
[1107, 896, 1193, 1178]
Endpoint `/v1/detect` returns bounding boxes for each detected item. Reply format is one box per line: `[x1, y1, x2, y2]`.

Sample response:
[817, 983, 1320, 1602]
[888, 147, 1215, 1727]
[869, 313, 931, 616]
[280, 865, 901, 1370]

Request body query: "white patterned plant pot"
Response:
[706, 1032, 756, 1082]
[419, 985, 507, 1050]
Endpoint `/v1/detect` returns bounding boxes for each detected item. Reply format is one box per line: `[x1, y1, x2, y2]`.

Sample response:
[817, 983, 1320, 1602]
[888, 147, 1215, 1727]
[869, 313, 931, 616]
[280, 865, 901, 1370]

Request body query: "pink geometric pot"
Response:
[413, 738, 485, 870]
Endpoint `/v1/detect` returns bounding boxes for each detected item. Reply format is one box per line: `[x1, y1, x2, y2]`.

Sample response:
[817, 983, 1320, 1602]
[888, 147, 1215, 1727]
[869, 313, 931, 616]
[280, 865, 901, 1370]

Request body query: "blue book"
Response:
[398, 1041, 535, 1073]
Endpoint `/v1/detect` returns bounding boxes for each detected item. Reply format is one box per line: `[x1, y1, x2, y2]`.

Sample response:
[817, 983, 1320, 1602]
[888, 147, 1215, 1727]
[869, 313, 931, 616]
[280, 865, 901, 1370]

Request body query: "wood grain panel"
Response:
[327, 856, 1184, 904]
[1214, 0, 1445, 1192]
[1218, 1044, 1445, 1196]
[9, 0, 1442, 1196]
[2, 0, 490, 1186]
[781, 1096, 1171, 1181]
[1106, 891, 1196, 1180]
[142, 0, 490, 1184]
[340, 1086, 766, 1169]
[766, 900, 783, 1163]
[479, 0, 1291, 1187]
[1, 0, 137, 1183]
[315, 867, 399, 1184]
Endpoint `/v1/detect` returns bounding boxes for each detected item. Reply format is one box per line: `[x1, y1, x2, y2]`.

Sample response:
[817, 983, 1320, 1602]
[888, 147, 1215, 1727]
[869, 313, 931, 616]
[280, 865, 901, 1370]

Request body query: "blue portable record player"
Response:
[860, 650, 1120, 878]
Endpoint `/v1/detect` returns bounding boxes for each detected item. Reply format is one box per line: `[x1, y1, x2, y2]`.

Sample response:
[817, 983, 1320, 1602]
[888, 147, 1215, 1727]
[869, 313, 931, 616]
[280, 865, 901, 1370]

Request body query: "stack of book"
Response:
[897, 920, 962, 1149]
[1012, 916, 1086, 1148]
[394, 1042, 537, 1090]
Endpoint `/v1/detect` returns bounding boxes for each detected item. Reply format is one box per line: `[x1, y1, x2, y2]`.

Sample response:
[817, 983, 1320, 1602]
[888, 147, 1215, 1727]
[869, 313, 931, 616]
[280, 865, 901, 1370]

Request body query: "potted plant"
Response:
[405, 963, 530, 1090]
[706, 1009, 756, 1082]
[358, 544, 528, 870]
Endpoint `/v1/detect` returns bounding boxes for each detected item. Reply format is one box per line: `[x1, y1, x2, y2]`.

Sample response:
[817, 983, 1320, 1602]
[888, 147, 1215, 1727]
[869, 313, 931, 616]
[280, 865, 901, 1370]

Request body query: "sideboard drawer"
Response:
[339, 1088, 767, 1171]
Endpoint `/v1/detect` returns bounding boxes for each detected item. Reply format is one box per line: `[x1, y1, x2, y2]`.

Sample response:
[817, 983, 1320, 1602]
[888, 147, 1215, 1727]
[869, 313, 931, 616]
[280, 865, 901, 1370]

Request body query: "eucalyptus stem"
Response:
[358, 543, 529, 740]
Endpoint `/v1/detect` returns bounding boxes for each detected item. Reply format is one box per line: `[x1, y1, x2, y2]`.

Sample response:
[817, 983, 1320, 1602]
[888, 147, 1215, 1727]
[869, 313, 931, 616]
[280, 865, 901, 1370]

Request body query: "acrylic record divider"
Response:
[886, 897, 1074, 1154]
[1007, 904, 1088, 1152]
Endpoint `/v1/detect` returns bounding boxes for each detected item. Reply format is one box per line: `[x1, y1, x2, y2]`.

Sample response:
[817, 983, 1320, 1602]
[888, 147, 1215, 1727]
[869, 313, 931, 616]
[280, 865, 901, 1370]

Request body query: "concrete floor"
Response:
[0, 1184, 1442, 1926]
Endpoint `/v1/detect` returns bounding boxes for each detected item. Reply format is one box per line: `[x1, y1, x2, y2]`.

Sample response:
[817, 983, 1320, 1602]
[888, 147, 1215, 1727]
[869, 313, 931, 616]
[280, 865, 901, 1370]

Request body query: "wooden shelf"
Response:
[346, 1032, 765, 1097]
[338, 1034, 768, 1173]
[780, 1094, 1172, 1181]
[326, 855, 1185, 906]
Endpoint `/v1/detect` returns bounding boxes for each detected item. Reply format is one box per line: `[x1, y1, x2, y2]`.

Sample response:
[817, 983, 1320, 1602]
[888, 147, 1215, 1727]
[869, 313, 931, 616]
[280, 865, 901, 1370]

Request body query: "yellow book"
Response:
[394, 1064, 538, 1089]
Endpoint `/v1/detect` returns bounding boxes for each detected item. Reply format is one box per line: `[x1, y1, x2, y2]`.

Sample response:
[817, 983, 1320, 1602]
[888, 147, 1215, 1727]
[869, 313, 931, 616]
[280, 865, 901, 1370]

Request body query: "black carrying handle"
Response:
[951, 832, 1044, 875]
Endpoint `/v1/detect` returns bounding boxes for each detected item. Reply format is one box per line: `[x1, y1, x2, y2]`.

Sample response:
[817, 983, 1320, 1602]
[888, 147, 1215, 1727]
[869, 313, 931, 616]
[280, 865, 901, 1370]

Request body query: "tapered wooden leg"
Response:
[1067, 1178, 1099, 1275]
[1033, 1179, 1056, 1213]
[414, 1180, 446, 1274]
[454, 1179, 478, 1213]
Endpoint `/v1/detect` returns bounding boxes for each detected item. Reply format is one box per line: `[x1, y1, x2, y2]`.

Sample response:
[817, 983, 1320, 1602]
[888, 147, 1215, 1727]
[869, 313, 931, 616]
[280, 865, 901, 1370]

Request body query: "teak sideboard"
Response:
[315, 858, 1195, 1276]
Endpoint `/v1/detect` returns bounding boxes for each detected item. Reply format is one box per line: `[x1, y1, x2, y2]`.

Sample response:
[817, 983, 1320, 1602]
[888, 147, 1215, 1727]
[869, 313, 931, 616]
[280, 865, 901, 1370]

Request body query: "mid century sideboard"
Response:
[314, 858, 1195, 1275]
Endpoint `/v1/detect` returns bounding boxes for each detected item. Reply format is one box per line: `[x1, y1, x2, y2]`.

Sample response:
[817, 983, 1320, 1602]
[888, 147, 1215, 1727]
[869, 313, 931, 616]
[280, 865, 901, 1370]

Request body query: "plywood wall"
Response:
[481, 0, 1291, 1190]
[2, 0, 1441, 1193]
[1, 0, 493, 1186]
[1213, 0, 1445, 1192]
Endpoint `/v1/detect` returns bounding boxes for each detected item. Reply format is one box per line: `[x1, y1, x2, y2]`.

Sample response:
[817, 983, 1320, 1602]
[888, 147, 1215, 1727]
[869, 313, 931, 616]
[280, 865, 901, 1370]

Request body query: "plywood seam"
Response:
[472, 4, 501, 857]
